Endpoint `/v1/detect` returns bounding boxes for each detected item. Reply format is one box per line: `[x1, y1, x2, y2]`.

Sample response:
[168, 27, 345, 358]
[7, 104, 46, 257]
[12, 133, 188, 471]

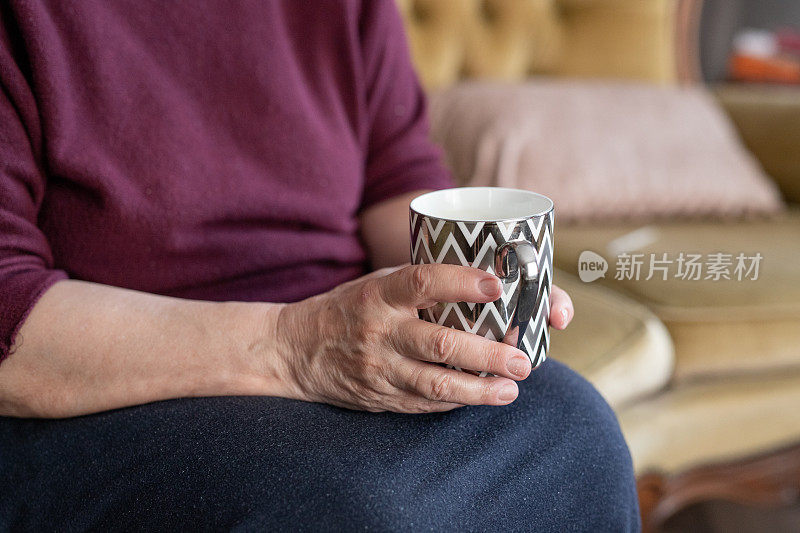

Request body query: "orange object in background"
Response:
[728, 28, 800, 84]
[729, 52, 800, 84]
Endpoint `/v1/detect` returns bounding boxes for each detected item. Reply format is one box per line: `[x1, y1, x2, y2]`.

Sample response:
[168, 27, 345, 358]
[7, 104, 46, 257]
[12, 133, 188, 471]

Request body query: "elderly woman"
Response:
[0, 1, 638, 531]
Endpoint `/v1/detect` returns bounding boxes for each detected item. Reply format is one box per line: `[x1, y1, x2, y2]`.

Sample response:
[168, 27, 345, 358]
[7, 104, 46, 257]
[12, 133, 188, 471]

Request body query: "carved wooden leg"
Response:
[637, 443, 800, 532]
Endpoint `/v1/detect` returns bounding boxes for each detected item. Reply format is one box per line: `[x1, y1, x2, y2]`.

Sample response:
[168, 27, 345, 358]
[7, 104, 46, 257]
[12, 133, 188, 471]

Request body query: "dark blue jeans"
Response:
[0, 359, 640, 532]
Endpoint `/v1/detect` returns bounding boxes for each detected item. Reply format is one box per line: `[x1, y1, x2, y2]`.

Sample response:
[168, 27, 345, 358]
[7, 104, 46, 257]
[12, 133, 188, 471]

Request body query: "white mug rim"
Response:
[410, 187, 554, 223]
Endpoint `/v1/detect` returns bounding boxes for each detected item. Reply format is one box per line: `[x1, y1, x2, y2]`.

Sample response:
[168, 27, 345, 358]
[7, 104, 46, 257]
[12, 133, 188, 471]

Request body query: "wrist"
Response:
[208, 300, 294, 399]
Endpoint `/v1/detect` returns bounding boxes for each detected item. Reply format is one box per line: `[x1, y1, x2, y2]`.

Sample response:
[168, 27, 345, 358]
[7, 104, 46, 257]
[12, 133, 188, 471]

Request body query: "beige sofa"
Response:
[398, 0, 800, 530]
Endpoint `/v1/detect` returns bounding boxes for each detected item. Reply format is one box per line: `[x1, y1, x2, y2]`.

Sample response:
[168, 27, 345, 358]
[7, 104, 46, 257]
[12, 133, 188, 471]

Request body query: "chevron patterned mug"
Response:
[409, 187, 554, 372]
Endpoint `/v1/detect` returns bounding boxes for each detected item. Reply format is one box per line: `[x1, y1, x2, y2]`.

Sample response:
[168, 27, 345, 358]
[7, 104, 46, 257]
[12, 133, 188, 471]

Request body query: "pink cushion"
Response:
[428, 81, 784, 221]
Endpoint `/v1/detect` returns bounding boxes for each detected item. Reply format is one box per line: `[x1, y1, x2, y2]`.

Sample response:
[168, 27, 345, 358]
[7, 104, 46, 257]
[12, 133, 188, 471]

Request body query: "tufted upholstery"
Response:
[397, 0, 697, 89]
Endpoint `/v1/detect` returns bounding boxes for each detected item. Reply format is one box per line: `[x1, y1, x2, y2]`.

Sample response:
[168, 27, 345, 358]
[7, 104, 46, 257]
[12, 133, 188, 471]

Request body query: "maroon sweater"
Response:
[0, 0, 453, 360]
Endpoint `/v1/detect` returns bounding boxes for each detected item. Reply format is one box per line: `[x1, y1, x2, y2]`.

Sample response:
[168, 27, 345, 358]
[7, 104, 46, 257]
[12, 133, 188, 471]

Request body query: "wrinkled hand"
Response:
[275, 264, 573, 413]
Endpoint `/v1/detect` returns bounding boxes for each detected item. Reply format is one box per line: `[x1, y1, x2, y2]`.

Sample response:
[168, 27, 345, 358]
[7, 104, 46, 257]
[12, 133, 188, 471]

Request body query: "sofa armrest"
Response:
[715, 84, 800, 205]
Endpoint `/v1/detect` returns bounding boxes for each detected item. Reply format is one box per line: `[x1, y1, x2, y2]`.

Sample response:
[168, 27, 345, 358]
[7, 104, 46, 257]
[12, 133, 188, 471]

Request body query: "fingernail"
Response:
[561, 308, 569, 325]
[498, 383, 518, 402]
[506, 356, 531, 378]
[479, 277, 500, 296]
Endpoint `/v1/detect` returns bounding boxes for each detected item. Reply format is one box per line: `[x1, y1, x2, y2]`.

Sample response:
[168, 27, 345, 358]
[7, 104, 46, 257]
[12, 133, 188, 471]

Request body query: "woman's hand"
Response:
[272, 264, 573, 414]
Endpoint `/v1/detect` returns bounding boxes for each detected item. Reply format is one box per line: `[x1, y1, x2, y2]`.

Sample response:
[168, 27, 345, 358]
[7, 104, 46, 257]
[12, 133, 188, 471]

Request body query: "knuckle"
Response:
[407, 364, 426, 390]
[358, 279, 380, 305]
[433, 327, 458, 364]
[358, 316, 388, 344]
[486, 343, 509, 372]
[411, 266, 432, 299]
[374, 374, 396, 395]
[430, 372, 452, 402]
[480, 380, 497, 403]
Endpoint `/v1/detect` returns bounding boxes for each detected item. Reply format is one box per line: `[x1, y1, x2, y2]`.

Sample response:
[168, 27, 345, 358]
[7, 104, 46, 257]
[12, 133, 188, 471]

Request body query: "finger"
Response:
[391, 398, 465, 414]
[328, 395, 463, 414]
[380, 264, 502, 309]
[395, 360, 520, 406]
[391, 318, 531, 380]
[550, 284, 574, 330]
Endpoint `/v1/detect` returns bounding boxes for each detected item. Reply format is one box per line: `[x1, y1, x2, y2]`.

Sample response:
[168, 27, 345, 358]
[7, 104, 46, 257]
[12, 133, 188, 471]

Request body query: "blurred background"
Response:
[396, 1, 800, 531]
[701, 0, 800, 84]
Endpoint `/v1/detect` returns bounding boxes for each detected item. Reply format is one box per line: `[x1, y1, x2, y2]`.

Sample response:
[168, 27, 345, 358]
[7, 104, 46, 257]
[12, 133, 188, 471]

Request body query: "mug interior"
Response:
[410, 187, 553, 222]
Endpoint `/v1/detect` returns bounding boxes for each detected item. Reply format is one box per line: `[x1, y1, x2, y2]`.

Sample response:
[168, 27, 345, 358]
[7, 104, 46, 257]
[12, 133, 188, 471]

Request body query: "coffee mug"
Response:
[409, 187, 554, 374]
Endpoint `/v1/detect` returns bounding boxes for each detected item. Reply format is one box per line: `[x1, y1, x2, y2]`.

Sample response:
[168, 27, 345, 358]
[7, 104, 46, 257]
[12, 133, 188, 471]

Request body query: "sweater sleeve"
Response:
[0, 29, 68, 362]
[358, 0, 454, 211]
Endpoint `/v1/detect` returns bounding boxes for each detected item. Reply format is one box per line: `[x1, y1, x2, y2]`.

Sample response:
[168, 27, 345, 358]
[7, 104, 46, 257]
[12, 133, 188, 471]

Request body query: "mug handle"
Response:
[494, 239, 539, 353]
